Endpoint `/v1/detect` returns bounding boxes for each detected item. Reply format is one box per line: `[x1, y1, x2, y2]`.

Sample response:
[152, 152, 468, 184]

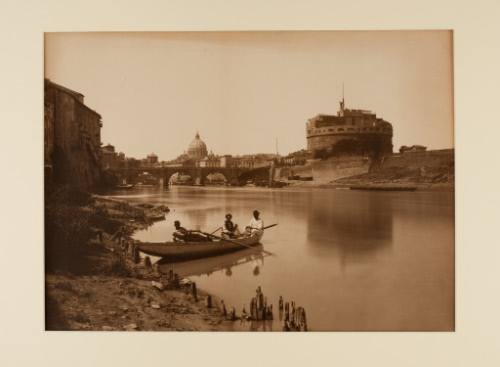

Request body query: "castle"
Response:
[306, 97, 393, 155]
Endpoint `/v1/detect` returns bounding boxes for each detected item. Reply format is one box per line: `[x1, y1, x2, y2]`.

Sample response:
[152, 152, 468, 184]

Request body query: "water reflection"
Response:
[157, 245, 267, 278]
[306, 191, 394, 264]
[107, 186, 454, 331]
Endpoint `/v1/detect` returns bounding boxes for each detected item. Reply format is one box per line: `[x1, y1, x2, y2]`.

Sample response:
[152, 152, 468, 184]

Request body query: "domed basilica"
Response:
[187, 132, 208, 159]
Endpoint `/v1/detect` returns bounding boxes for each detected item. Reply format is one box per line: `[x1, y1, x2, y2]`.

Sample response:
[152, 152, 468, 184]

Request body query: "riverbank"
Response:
[241, 178, 453, 191]
[45, 187, 235, 331]
[272, 150, 454, 191]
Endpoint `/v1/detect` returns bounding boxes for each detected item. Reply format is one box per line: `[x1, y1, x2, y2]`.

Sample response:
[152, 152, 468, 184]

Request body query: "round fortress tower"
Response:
[306, 98, 393, 154]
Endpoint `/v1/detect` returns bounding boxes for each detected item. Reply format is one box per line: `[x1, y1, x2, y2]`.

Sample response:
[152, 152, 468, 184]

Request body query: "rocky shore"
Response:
[45, 189, 235, 331]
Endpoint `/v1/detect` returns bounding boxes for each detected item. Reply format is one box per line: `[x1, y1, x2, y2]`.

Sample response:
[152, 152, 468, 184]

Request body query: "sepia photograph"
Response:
[44, 30, 454, 332]
[5, 0, 500, 365]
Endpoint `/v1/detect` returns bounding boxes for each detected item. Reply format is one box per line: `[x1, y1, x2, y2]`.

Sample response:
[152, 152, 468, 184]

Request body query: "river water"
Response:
[104, 185, 454, 331]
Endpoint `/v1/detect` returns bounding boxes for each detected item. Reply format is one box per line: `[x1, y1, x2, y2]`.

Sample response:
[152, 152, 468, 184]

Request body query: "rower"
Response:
[172, 220, 188, 242]
[245, 210, 264, 237]
[173, 220, 212, 242]
[222, 213, 241, 239]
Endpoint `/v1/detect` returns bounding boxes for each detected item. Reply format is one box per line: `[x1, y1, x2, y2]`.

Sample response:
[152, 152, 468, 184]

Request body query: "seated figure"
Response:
[222, 213, 241, 239]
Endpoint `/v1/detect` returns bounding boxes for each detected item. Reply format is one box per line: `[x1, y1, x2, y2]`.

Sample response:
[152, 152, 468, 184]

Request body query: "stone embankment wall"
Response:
[379, 150, 454, 171]
[276, 150, 454, 184]
[276, 156, 371, 182]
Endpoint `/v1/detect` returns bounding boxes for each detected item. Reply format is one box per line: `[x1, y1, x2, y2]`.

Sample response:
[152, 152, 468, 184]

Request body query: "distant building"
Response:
[187, 132, 208, 160]
[146, 153, 158, 165]
[101, 143, 118, 168]
[220, 155, 233, 168]
[101, 144, 127, 168]
[199, 151, 220, 168]
[165, 132, 275, 169]
[399, 145, 427, 154]
[44, 78, 102, 186]
[306, 97, 393, 155]
[283, 150, 312, 165]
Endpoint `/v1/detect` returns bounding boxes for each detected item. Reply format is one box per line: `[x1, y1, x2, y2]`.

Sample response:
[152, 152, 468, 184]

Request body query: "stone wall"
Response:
[277, 156, 371, 182]
[380, 150, 454, 170]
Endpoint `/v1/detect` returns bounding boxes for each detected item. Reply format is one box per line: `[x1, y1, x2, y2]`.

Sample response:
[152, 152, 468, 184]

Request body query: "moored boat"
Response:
[145, 212, 165, 221]
[116, 184, 134, 189]
[136, 231, 264, 260]
[349, 186, 417, 191]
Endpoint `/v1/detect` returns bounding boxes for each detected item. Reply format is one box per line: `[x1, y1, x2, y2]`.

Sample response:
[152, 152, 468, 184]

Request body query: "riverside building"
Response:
[306, 97, 393, 154]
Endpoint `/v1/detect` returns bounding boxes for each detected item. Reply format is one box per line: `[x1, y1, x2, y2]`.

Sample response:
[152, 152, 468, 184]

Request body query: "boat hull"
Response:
[136, 232, 264, 260]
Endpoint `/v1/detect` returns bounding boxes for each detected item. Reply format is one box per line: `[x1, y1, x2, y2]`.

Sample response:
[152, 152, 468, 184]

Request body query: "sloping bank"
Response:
[327, 150, 454, 190]
[44, 186, 235, 331]
[278, 150, 454, 190]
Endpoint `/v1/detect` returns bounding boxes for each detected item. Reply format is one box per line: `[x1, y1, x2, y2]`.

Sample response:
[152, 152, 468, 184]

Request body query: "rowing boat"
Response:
[116, 184, 134, 189]
[136, 231, 264, 260]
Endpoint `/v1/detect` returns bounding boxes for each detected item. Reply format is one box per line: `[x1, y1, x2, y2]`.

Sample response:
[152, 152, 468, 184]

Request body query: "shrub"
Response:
[106, 253, 133, 278]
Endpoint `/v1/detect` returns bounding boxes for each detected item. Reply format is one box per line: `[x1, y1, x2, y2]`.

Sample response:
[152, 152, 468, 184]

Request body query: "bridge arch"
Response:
[106, 166, 253, 186]
[202, 169, 241, 186]
[165, 170, 196, 185]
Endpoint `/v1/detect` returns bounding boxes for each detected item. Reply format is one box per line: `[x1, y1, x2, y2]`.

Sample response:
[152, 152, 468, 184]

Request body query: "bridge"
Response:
[106, 166, 260, 185]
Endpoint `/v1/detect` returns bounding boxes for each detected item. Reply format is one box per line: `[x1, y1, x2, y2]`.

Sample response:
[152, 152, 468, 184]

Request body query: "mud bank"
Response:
[45, 192, 237, 331]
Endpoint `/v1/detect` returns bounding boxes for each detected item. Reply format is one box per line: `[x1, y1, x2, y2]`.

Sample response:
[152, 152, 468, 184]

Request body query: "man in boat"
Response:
[173, 220, 188, 242]
[172, 220, 212, 242]
[222, 213, 241, 239]
[245, 210, 264, 237]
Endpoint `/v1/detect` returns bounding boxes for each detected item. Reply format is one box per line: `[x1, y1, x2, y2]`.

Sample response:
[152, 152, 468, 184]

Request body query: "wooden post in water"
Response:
[297, 307, 307, 331]
[220, 300, 226, 316]
[144, 256, 152, 269]
[259, 293, 265, 320]
[191, 282, 198, 301]
[279, 296, 283, 310]
[124, 241, 129, 252]
[133, 247, 140, 264]
[205, 295, 212, 308]
[228, 307, 235, 321]
[172, 273, 180, 288]
[267, 304, 273, 320]
[250, 297, 258, 320]
[256, 292, 265, 320]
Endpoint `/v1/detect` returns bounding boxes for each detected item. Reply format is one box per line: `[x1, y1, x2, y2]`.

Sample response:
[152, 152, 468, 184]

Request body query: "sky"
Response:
[45, 31, 454, 161]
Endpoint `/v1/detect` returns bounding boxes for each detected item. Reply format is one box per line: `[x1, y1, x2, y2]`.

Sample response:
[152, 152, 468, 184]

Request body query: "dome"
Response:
[187, 132, 208, 159]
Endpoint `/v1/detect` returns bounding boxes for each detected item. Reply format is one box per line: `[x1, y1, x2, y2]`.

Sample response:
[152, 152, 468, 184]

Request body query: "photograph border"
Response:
[2, 0, 499, 366]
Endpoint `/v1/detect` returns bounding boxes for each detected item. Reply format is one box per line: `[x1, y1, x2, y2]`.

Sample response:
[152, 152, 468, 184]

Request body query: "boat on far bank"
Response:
[145, 212, 165, 221]
[116, 184, 134, 189]
[349, 186, 417, 192]
[136, 232, 264, 261]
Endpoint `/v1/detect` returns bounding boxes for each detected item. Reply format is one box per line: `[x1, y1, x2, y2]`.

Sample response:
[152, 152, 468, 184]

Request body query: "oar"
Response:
[249, 223, 278, 230]
[194, 230, 275, 256]
[210, 227, 222, 235]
